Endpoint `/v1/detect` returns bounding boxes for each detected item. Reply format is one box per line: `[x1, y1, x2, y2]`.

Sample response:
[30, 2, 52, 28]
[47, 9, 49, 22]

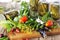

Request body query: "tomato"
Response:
[19, 16, 28, 23]
[45, 20, 53, 27]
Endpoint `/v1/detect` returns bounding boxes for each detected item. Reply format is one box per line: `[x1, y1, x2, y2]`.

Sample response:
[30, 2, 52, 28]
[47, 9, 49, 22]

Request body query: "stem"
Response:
[6, 15, 16, 27]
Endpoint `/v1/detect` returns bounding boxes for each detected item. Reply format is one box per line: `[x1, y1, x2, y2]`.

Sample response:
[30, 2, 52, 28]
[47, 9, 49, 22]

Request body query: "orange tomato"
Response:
[45, 20, 53, 27]
[19, 16, 28, 23]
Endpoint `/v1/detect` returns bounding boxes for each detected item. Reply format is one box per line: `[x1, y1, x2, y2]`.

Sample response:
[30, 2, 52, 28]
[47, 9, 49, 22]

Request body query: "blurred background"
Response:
[0, 0, 59, 2]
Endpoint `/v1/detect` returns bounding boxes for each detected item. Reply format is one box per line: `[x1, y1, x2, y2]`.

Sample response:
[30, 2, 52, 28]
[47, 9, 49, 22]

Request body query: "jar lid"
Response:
[50, 2, 59, 5]
[39, 0, 49, 4]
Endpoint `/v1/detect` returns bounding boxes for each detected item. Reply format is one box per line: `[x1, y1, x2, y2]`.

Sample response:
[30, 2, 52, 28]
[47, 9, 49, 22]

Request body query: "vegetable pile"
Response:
[0, 1, 59, 40]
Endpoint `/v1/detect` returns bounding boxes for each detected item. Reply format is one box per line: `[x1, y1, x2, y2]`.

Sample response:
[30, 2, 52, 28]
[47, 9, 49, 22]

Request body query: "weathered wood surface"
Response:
[30, 35, 60, 40]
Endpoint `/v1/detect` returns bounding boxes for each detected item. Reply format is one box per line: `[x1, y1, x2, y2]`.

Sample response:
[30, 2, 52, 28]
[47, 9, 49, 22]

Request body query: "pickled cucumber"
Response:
[30, 0, 39, 11]
[38, 3, 49, 16]
[50, 4, 60, 19]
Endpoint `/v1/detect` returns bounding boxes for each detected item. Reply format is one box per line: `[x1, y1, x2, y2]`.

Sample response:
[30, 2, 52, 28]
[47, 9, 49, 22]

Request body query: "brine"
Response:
[49, 2, 60, 20]
[30, 0, 39, 11]
[38, 2, 49, 16]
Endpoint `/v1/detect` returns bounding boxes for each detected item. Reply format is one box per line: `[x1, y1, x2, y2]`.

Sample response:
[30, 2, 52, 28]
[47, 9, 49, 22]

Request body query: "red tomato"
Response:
[19, 16, 28, 23]
[45, 20, 53, 27]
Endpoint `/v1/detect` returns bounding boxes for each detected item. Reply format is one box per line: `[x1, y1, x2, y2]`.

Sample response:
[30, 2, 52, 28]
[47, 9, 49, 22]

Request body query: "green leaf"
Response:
[0, 20, 17, 32]
[14, 17, 19, 22]
[20, 1, 29, 16]
[40, 25, 44, 29]
[42, 12, 50, 22]
[0, 37, 8, 40]
[21, 1, 29, 8]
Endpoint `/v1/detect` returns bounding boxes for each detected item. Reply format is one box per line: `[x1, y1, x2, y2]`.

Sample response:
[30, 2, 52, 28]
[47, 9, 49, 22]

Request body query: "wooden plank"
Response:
[46, 28, 60, 36]
[8, 28, 60, 40]
[8, 31, 41, 40]
[30, 38, 39, 40]
[53, 35, 60, 40]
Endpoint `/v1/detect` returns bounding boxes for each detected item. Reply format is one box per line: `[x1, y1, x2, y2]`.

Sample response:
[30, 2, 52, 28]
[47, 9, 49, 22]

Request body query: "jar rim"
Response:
[50, 2, 59, 5]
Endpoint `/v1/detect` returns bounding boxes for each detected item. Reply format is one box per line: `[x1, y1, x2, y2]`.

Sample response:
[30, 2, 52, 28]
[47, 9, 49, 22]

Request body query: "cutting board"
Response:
[8, 28, 60, 40]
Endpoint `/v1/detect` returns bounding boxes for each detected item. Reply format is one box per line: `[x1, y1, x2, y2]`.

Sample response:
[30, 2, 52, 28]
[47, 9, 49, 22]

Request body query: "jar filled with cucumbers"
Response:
[0, 6, 4, 14]
[49, 2, 60, 20]
[38, 1, 49, 16]
[30, 0, 39, 11]
[12, 0, 20, 2]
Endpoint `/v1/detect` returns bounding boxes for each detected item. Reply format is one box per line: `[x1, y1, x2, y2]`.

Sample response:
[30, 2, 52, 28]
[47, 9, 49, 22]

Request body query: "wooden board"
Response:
[8, 28, 60, 40]
[46, 28, 60, 36]
[8, 31, 41, 40]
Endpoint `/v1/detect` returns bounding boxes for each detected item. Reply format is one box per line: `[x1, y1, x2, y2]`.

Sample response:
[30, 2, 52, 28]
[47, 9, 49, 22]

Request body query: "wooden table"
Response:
[8, 28, 60, 40]
[30, 35, 60, 40]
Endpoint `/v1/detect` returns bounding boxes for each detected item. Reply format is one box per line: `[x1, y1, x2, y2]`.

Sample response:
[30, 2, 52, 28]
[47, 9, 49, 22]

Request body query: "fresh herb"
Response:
[0, 37, 8, 40]
[42, 12, 50, 22]
[20, 1, 30, 17]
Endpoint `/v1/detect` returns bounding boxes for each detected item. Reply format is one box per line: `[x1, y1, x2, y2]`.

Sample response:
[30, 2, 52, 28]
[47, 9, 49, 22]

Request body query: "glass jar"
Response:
[12, 0, 20, 2]
[30, 0, 39, 11]
[49, 2, 60, 19]
[38, 1, 49, 16]
[0, 6, 4, 14]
